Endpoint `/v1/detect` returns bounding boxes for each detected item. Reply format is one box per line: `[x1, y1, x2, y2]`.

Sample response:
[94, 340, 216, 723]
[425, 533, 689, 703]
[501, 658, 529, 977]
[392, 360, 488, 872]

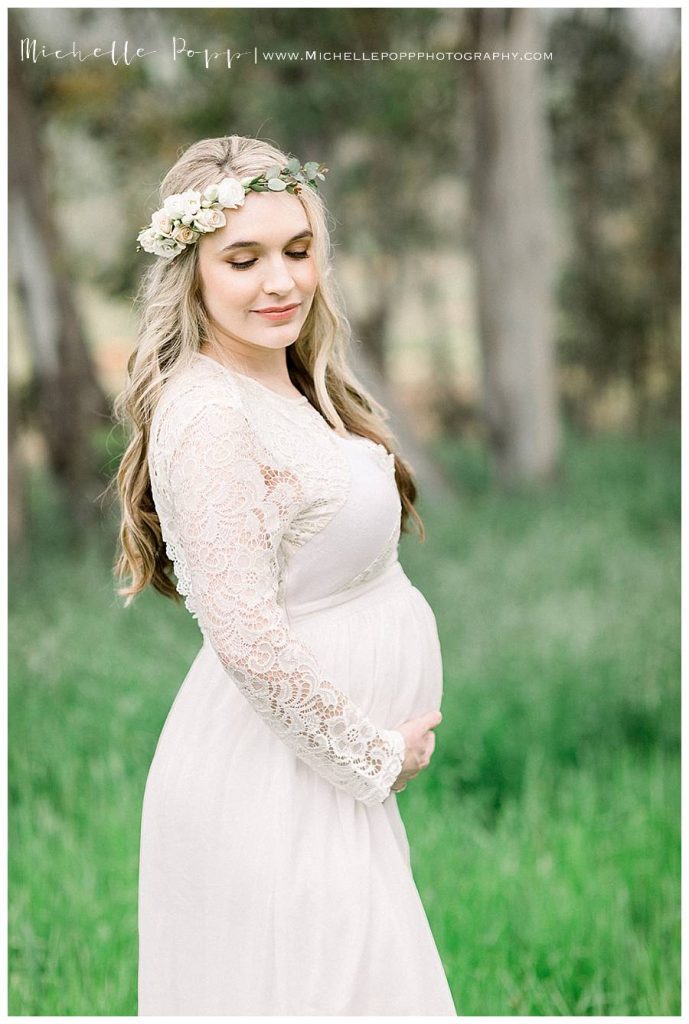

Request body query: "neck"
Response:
[200, 333, 292, 385]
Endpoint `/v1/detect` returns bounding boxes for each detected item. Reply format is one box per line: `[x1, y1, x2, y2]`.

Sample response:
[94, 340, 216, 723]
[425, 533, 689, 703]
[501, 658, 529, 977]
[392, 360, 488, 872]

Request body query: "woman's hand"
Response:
[390, 710, 443, 792]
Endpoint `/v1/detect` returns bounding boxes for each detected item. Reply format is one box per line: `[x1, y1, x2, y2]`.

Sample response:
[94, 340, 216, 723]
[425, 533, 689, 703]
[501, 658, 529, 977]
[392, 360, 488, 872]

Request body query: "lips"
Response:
[252, 303, 301, 322]
[253, 303, 300, 313]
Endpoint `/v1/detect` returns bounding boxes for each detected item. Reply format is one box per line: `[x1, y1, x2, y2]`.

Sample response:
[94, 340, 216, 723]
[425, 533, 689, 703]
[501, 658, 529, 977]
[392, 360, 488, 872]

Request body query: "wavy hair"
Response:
[111, 134, 424, 606]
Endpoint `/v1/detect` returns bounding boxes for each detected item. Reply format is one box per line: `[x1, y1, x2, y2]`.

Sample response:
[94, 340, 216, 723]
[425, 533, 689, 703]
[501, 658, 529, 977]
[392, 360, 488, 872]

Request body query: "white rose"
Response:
[172, 224, 199, 244]
[194, 208, 226, 233]
[137, 227, 160, 253]
[151, 209, 173, 236]
[182, 190, 202, 219]
[217, 176, 246, 209]
[152, 235, 186, 259]
[202, 184, 219, 204]
[162, 193, 186, 219]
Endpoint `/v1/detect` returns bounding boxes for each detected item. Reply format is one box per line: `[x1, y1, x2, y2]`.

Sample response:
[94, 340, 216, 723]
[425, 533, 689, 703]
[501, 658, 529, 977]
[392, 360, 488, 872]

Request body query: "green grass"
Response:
[9, 427, 679, 1015]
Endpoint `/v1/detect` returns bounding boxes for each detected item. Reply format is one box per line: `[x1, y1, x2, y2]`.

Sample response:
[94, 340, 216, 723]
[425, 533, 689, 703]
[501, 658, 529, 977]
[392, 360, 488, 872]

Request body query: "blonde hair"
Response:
[111, 134, 424, 606]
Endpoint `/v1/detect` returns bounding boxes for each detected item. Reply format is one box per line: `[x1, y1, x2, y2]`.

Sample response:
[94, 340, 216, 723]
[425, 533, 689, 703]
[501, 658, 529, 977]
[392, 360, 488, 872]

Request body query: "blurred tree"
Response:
[468, 9, 561, 487]
[9, 6, 679, 522]
[547, 9, 680, 430]
[14, 6, 461, 503]
[8, 10, 111, 532]
[8, 388, 26, 550]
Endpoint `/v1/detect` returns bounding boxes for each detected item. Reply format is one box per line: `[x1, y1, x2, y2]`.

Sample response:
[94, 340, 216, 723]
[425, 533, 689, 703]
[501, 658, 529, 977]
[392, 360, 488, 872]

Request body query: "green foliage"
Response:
[9, 430, 679, 1014]
[406, 425, 679, 811]
[407, 749, 679, 1015]
[12, 7, 679, 429]
[13, 6, 464, 297]
[547, 10, 680, 427]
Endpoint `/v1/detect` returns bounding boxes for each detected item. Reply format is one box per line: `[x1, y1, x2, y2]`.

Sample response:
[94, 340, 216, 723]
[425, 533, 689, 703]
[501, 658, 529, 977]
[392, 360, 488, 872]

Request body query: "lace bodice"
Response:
[147, 353, 406, 805]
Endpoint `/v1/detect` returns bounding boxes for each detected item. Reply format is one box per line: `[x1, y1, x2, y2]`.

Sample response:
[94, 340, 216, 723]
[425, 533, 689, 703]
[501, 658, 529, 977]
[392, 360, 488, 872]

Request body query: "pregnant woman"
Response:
[113, 134, 456, 1016]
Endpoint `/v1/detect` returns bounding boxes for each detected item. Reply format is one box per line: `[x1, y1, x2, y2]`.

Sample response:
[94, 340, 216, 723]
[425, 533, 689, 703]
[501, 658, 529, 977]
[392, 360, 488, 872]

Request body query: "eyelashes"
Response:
[228, 251, 311, 270]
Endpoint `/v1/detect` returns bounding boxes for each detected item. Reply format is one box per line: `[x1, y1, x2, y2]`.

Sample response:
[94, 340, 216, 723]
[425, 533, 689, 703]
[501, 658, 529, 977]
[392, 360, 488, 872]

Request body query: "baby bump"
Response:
[291, 581, 444, 730]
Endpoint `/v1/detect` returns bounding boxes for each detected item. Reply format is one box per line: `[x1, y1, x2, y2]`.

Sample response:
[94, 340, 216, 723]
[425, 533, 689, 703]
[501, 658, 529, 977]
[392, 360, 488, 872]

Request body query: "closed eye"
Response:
[228, 251, 311, 270]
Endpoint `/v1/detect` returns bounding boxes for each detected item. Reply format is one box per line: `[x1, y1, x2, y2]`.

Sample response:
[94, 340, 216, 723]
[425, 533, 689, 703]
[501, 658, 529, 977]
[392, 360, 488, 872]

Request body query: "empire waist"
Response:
[284, 560, 412, 624]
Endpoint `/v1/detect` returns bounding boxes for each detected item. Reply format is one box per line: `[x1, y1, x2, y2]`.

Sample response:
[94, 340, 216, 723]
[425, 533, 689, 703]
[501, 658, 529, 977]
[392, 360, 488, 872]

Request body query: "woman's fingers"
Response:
[393, 711, 443, 783]
[417, 729, 437, 771]
[423, 710, 442, 731]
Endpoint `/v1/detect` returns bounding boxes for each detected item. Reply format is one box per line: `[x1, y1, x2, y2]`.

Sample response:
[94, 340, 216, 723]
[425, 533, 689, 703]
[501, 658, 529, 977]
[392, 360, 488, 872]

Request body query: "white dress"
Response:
[138, 352, 457, 1016]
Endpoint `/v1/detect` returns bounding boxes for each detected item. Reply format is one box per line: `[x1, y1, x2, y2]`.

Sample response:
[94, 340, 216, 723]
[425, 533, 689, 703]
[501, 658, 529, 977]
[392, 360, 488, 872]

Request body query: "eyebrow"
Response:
[218, 230, 313, 254]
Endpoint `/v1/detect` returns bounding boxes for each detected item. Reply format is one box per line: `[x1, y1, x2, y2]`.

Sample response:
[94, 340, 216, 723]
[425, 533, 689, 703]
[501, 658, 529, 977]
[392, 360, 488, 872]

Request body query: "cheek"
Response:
[299, 259, 319, 293]
[202, 266, 252, 311]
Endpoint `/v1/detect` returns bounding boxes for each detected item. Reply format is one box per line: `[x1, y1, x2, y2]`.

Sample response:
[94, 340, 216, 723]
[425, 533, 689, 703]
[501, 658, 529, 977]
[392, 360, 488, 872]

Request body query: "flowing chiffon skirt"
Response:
[138, 561, 457, 1015]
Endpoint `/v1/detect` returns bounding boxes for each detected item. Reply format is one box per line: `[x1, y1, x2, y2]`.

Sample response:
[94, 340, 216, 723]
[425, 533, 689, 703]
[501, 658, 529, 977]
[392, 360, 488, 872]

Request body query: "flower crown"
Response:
[136, 157, 328, 260]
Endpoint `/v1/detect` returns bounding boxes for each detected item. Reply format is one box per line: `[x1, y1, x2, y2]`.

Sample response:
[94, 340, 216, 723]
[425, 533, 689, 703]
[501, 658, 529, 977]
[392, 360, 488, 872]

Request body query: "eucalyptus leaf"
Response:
[267, 178, 287, 191]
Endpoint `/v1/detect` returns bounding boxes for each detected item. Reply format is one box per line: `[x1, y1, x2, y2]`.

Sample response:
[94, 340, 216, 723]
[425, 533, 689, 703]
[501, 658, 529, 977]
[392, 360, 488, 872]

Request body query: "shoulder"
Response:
[151, 355, 248, 452]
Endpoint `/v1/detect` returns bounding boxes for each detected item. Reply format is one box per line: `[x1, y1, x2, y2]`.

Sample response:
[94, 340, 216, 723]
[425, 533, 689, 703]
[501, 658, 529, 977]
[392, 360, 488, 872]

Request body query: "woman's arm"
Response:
[159, 393, 405, 806]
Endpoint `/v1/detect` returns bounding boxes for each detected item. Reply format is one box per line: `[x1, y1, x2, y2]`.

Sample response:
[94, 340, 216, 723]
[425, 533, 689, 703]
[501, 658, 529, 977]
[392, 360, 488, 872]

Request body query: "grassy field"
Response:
[9, 427, 679, 1015]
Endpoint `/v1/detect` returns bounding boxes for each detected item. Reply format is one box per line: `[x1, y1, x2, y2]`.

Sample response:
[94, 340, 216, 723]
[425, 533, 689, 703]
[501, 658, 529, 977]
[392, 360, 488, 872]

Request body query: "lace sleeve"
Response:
[159, 393, 406, 806]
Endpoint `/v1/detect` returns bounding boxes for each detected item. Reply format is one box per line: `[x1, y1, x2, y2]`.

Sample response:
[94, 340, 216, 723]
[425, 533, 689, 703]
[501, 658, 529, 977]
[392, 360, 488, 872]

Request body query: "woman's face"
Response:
[196, 190, 318, 354]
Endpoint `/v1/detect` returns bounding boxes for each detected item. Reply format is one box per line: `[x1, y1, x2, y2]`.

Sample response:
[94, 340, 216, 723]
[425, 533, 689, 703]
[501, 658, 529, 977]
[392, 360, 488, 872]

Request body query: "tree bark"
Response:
[8, 387, 26, 552]
[347, 341, 458, 507]
[469, 9, 561, 487]
[8, 11, 111, 530]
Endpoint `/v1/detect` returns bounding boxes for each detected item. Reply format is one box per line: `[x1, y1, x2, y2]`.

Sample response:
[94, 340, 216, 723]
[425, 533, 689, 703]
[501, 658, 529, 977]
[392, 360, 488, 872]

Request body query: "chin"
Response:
[252, 334, 297, 350]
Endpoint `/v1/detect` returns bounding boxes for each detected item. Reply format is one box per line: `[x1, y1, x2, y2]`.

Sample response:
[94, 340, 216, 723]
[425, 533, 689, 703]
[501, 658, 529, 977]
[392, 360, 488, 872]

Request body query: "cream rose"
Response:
[137, 227, 160, 254]
[194, 208, 226, 233]
[151, 209, 173, 236]
[172, 224, 199, 244]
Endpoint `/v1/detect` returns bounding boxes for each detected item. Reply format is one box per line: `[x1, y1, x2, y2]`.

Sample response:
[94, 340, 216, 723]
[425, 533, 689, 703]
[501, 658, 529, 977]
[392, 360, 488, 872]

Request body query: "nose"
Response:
[261, 254, 296, 296]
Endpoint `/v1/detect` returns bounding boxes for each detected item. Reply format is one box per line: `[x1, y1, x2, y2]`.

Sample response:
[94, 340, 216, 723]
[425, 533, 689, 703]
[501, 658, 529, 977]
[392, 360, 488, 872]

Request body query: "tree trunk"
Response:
[354, 256, 393, 376]
[347, 341, 458, 507]
[8, 388, 26, 553]
[469, 9, 561, 487]
[8, 11, 111, 531]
